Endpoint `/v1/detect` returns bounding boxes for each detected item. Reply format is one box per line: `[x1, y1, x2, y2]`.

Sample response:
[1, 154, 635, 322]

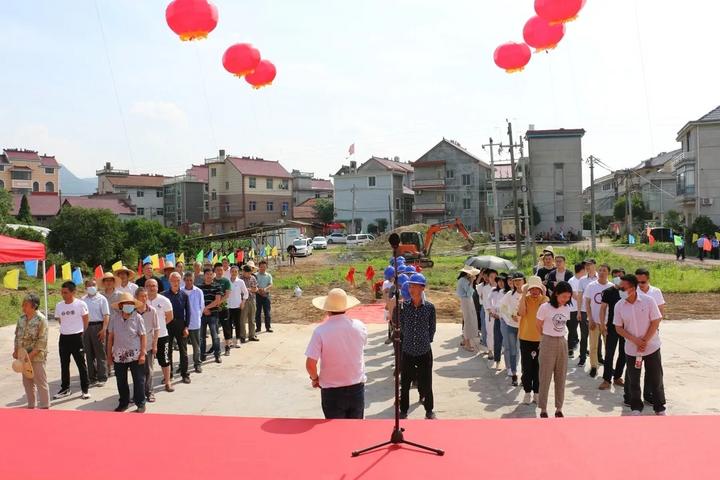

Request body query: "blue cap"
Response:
[397, 273, 410, 286]
[383, 266, 395, 280]
[407, 273, 427, 286]
[390, 256, 406, 266]
[404, 265, 417, 273]
[401, 282, 411, 299]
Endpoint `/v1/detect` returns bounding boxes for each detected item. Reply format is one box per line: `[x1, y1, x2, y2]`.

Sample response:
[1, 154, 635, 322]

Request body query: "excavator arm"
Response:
[423, 218, 475, 257]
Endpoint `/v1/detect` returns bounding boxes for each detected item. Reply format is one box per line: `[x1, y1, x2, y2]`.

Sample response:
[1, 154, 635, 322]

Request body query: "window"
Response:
[211, 167, 217, 177]
[0, 165, 4, 172]
[249, 177, 256, 188]
[368, 176, 376, 187]
[279, 180, 289, 190]
[44, 167, 54, 174]
[224, 202, 230, 213]
[11, 170, 31, 180]
[486, 191, 494, 207]
[203, 201, 208, 211]
[556, 216, 565, 222]
[156, 208, 164, 216]
[602, 183, 611, 191]
[461, 174, 472, 186]
[315, 192, 320, 198]
[266, 178, 273, 189]
[446, 193, 456, 203]
[249, 201, 257, 211]
[395, 198, 401, 209]
[463, 198, 471, 210]
[156, 189, 163, 198]
[32, 182, 39, 192]
[204, 184, 209, 192]
[282, 201, 289, 212]
[211, 191, 217, 200]
[266, 201, 274, 211]
[446, 169, 454, 178]
[436, 193, 443, 202]
[225, 181, 229, 190]
[137, 207, 145, 215]
[677, 164, 696, 196]
[136, 190, 144, 197]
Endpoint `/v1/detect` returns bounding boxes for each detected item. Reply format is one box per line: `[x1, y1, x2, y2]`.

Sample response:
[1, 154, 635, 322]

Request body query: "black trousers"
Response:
[676, 246, 685, 260]
[626, 349, 666, 413]
[320, 383, 365, 419]
[400, 350, 433, 414]
[230, 308, 242, 339]
[114, 360, 145, 408]
[219, 308, 232, 341]
[520, 340, 540, 394]
[59, 333, 89, 393]
[579, 312, 589, 359]
[167, 320, 189, 378]
[602, 323, 626, 382]
[567, 311, 579, 352]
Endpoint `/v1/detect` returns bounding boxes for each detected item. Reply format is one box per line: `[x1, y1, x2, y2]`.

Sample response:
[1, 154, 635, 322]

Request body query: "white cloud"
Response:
[130, 100, 188, 127]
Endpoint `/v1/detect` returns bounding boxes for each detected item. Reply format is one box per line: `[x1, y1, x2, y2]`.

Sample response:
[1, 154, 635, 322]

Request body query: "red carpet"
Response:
[347, 303, 386, 324]
[0, 408, 713, 479]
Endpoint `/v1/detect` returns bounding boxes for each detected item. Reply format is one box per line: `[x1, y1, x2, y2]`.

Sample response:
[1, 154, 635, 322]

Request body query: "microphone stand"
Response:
[351, 234, 444, 457]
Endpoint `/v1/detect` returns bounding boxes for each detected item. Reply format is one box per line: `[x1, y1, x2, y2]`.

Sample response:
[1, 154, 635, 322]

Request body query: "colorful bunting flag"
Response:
[258, 248, 265, 258]
[72, 267, 83, 285]
[94, 265, 104, 279]
[166, 253, 176, 265]
[24, 260, 38, 277]
[674, 235, 684, 247]
[137, 261, 143, 277]
[46, 264, 56, 284]
[150, 254, 160, 270]
[211, 254, 218, 264]
[61, 262, 72, 281]
[264, 245, 271, 257]
[158, 256, 165, 270]
[715, 232, 720, 241]
[111, 260, 123, 272]
[271, 247, 278, 258]
[628, 235, 636, 245]
[206, 250, 213, 262]
[237, 250, 244, 263]
[648, 234, 655, 246]
[3, 269, 20, 290]
[249, 249, 255, 259]
[692, 233, 699, 243]
[143, 255, 151, 265]
[365, 265, 375, 282]
[177, 252, 185, 264]
[196, 250, 204, 263]
[228, 252, 235, 264]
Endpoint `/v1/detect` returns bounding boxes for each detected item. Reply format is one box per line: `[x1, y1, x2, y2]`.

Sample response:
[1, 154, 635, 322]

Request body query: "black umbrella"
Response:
[465, 255, 516, 272]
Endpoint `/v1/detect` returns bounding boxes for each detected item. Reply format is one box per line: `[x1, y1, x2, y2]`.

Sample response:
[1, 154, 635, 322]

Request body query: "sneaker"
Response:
[598, 380, 611, 390]
[540, 412, 549, 418]
[165, 384, 175, 393]
[224, 347, 230, 356]
[589, 367, 597, 378]
[95, 381, 106, 388]
[114, 404, 128, 412]
[233, 339, 240, 348]
[182, 376, 191, 384]
[532, 393, 539, 404]
[135, 405, 146, 413]
[215, 356, 222, 364]
[53, 389, 71, 399]
[568, 350, 575, 359]
[511, 375, 518, 387]
[266, 328, 274, 333]
[249, 337, 260, 342]
[399, 411, 408, 419]
[194, 366, 203, 374]
[506, 369, 513, 377]
[81, 392, 91, 400]
[425, 411, 437, 420]
[577, 358, 586, 367]
[631, 410, 642, 416]
[554, 411, 564, 418]
[240, 338, 247, 344]
[147, 393, 156, 403]
[523, 392, 532, 405]
[494, 361, 500, 369]
[655, 410, 667, 416]
[613, 378, 625, 386]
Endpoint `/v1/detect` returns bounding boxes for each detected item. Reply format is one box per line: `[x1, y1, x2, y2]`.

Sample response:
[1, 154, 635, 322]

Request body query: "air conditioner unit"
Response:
[281, 211, 287, 216]
[702, 198, 714, 206]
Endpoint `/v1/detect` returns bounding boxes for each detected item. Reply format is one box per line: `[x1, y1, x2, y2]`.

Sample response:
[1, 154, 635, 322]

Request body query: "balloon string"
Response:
[193, 42, 219, 150]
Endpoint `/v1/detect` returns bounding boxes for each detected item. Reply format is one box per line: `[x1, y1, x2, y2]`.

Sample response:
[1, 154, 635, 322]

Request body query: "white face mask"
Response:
[619, 291, 629, 300]
[86, 286, 97, 296]
[612, 277, 621, 287]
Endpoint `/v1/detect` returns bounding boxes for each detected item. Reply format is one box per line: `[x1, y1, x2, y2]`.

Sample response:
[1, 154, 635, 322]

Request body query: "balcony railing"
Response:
[412, 202, 446, 213]
[412, 179, 446, 189]
[672, 151, 696, 170]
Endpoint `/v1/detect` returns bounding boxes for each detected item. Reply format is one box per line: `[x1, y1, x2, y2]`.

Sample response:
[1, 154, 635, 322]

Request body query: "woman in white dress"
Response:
[457, 266, 480, 352]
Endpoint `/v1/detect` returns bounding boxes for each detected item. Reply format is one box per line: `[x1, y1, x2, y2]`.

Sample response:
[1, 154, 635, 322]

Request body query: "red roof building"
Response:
[1, 148, 61, 195]
[62, 195, 136, 219]
[96, 162, 167, 223]
[11, 193, 62, 224]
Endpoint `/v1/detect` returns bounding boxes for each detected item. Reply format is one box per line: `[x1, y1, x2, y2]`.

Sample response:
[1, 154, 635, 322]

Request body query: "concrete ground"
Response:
[1, 320, 718, 419]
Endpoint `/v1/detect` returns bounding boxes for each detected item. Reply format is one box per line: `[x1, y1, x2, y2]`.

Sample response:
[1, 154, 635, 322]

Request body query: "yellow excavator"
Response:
[396, 218, 475, 268]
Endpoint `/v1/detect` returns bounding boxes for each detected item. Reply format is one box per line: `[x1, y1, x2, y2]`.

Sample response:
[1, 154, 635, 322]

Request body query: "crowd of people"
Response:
[12, 258, 274, 412]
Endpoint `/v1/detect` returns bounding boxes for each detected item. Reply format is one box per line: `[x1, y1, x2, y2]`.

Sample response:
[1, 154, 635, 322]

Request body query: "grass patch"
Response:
[0, 269, 63, 327]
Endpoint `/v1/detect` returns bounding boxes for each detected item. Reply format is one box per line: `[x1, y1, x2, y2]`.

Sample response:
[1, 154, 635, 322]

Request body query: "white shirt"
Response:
[487, 289, 506, 315]
[583, 280, 613, 324]
[55, 299, 89, 335]
[481, 283, 495, 309]
[228, 277, 249, 309]
[577, 274, 596, 312]
[116, 282, 138, 295]
[499, 291, 521, 328]
[537, 302, 570, 337]
[639, 285, 665, 308]
[223, 269, 231, 280]
[567, 276, 581, 313]
[305, 314, 368, 389]
[82, 294, 110, 324]
[148, 294, 173, 337]
[613, 294, 662, 357]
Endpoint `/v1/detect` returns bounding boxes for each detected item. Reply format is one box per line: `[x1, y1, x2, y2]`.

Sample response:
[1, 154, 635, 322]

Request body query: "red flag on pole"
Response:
[158, 256, 165, 270]
[345, 267, 356, 285]
[94, 265, 104, 279]
[237, 249, 244, 264]
[365, 265, 375, 282]
[137, 261, 143, 277]
[46, 264, 56, 284]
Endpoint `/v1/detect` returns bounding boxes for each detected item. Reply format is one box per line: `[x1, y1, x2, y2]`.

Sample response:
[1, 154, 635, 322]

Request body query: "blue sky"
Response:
[1, 0, 717, 187]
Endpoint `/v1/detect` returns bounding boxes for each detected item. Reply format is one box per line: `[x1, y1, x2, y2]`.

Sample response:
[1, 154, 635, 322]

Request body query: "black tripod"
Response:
[351, 233, 444, 457]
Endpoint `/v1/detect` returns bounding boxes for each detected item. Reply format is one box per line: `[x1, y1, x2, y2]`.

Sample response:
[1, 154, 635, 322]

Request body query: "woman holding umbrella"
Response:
[457, 266, 481, 352]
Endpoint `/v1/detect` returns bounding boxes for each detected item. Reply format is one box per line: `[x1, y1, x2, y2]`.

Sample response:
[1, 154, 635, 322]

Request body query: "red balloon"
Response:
[534, 0, 586, 25]
[523, 16, 565, 52]
[245, 60, 277, 89]
[223, 44, 261, 77]
[166, 0, 218, 41]
[494, 42, 532, 73]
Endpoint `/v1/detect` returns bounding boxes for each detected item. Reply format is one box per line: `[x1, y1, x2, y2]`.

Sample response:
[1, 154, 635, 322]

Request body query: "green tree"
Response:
[690, 215, 718, 238]
[122, 218, 183, 258]
[367, 223, 378, 235]
[583, 213, 612, 231]
[376, 218, 388, 233]
[613, 194, 650, 222]
[48, 206, 125, 266]
[6, 226, 45, 243]
[664, 210, 684, 232]
[0, 188, 12, 223]
[313, 198, 335, 224]
[15, 195, 34, 225]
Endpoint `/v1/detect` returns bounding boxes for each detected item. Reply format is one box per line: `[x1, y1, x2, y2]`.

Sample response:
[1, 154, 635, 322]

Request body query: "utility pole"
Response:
[519, 136, 531, 254]
[351, 185, 356, 234]
[388, 194, 393, 232]
[587, 156, 597, 252]
[482, 137, 501, 256]
[507, 122, 522, 265]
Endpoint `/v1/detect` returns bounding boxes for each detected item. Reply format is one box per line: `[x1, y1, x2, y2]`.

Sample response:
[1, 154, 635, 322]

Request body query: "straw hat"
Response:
[111, 292, 143, 310]
[460, 265, 481, 277]
[523, 275, 546, 295]
[163, 261, 176, 272]
[244, 260, 258, 272]
[101, 272, 116, 283]
[540, 245, 555, 257]
[113, 265, 137, 281]
[312, 288, 361, 312]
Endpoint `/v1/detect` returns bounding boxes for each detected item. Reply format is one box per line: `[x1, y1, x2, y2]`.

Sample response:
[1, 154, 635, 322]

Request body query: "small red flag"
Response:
[345, 267, 356, 283]
[365, 265, 375, 282]
[648, 234, 655, 246]
[137, 261, 143, 277]
[414, 264, 423, 273]
[159, 256, 165, 270]
[237, 249, 245, 264]
[94, 265, 104, 279]
[45, 264, 56, 284]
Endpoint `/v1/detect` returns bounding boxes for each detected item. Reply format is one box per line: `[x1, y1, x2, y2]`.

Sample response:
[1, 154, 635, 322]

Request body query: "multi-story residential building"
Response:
[412, 139, 490, 232]
[10, 193, 62, 225]
[96, 162, 167, 222]
[584, 173, 618, 218]
[291, 170, 333, 205]
[632, 150, 678, 223]
[0, 148, 60, 194]
[205, 150, 293, 233]
[332, 156, 414, 233]
[62, 195, 136, 221]
[673, 106, 720, 226]
[164, 164, 208, 231]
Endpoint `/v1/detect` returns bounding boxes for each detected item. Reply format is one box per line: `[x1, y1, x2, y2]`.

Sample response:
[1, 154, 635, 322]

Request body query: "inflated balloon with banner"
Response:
[166, 0, 219, 41]
[494, 42, 532, 73]
[223, 43, 261, 78]
[535, 0, 586, 25]
[245, 60, 277, 89]
[523, 16, 565, 52]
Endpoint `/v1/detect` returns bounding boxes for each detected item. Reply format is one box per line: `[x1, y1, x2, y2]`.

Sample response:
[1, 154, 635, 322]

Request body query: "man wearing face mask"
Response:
[583, 264, 613, 378]
[598, 268, 626, 390]
[82, 279, 109, 388]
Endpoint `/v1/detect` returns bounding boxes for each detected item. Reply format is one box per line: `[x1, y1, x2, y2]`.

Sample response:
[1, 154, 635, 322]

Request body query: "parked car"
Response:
[311, 236, 328, 249]
[326, 233, 347, 244]
[292, 238, 313, 257]
[346, 233, 375, 246]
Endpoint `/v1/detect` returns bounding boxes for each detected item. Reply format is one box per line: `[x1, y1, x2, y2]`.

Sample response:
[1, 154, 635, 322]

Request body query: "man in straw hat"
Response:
[113, 265, 138, 296]
[107, 292, 147, 413]
[13, 293, 49, 409]
[101, 272, 121, 306]
[160, 261, 176, 292]
[305, 288, 367, 419]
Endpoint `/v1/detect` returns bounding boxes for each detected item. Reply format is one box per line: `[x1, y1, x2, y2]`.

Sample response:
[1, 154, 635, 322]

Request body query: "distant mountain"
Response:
[60, 165, 96, 195]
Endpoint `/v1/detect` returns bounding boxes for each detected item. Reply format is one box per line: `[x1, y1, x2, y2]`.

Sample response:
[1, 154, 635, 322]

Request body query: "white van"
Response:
[346, 234, 375, 246]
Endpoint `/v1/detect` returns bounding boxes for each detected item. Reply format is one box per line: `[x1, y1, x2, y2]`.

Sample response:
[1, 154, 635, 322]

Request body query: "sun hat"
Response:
[407, 273, 427, 286]
[541, 245, 555, 257]
[12, 358, 24, 374]
[460, 265, 481, 277]
[163, 261, 176, 272]
[523, 275, 546, 295]
[244, 260, 258, 271]
[111, 292, 144, 310]
[113, 265, 137, 281]
[101, 272, 116, 283]
[312, 288, 361, 312]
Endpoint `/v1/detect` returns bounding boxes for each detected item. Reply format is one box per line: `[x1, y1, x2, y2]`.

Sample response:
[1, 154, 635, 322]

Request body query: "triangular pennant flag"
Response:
[703, 238, 712, 251]
[72, 267, 83, 285]
[196, 250, 204, 263]
[143, 255, 152, 265]
[648, 234, 655, 246]
[150, 254, 160, 270]
[137, 261, 143, 277]
[271, 247, 278, 258]
[211, 254, 218, 264]
[111, 260, 123, 272]
[206, 250, 214, 261]
[264, 245, 271, 256]
[228, 252, 235, 264]
[249, 249, 255, 259]
[61, 262, 72, 281]
[158, 256, 165, 270]
[24, 260, 38, 278]
[3, 269, 20, 290]
[94, 265, 104, 279]
[715, 232, 720, 241]
[166, 253, 176, 266]
[177, 252, 185, 264]
[219, 255, 226, 262]
[674, 235, 684, 247]
[258, 248, 265, 258]
[365, 265, 375, 281]
[46, 264, 56, 284]
[628, 234, 636, 245]
[692, 233, 699, 243]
